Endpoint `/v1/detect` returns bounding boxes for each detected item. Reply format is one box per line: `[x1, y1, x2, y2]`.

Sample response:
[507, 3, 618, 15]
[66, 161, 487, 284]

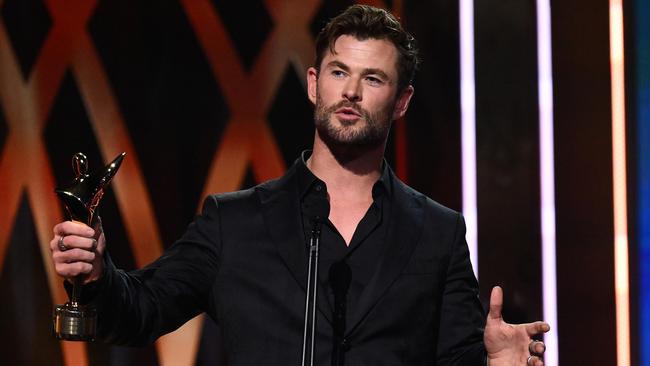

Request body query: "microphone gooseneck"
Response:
[301, 187, 330, 366]
[302, 215, 323, 366]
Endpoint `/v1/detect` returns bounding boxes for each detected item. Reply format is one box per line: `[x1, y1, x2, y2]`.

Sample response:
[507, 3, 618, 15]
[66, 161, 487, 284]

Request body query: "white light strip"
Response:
[459, 0, 478, 278]
[536, 0, 559, 365]
[609, 1, 631, 365]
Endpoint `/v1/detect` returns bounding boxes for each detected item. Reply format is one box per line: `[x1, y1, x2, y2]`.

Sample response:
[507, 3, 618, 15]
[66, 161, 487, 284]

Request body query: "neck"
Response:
[307, 132, 385, 197]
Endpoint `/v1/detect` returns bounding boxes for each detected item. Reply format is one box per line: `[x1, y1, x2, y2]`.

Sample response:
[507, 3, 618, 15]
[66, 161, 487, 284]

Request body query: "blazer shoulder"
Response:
[202, 167, 295, 213]
[208, 187, 257, 204]
[394, 177, 461, 221]
[202, 187, 259, 217]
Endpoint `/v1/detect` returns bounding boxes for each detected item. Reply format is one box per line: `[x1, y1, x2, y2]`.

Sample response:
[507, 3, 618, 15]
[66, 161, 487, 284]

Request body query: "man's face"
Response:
[307, 35, 413, 148]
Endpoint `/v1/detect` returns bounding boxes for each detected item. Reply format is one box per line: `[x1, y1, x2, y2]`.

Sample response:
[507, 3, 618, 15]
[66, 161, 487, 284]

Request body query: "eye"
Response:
[365, 76, 384, 86]
[332, 70, 346, 78]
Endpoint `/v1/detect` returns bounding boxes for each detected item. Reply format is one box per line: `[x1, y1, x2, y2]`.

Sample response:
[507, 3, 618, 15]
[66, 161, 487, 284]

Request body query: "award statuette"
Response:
[53, 152, 126, 341]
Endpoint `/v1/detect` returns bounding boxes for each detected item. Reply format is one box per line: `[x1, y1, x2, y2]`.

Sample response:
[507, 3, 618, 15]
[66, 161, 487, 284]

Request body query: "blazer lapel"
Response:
[258, 167, 333, 324]
[346, 178, 425, 336]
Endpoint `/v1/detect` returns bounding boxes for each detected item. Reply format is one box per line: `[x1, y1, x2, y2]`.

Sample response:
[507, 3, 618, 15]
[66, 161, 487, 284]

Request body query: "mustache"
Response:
[327, 100, 365, 115]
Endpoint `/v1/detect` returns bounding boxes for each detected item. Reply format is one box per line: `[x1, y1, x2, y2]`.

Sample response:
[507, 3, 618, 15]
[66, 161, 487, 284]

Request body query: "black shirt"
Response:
[296, 151, 393, 337]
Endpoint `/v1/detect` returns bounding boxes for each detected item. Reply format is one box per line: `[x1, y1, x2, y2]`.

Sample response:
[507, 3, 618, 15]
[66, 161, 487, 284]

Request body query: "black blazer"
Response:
[92, 161, 486, 365]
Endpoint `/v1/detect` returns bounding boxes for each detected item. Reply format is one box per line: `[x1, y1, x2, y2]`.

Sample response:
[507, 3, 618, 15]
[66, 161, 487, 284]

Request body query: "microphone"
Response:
[310, 194, 330, 234]
[302, 192, 329, 366]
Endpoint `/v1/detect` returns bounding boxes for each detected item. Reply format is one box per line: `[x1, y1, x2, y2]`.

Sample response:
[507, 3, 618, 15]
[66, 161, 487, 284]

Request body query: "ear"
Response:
[392, 85, 414, 120]
[307, 67, 318, 105]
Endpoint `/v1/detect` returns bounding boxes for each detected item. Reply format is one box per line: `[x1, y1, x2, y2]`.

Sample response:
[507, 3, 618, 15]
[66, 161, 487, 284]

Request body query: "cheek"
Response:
[366, 92, 396, 113]
[317, 81, 341, 101]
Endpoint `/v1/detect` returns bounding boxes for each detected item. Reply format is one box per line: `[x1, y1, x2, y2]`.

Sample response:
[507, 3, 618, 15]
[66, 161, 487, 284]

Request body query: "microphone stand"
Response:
[301, 217, 322, 366]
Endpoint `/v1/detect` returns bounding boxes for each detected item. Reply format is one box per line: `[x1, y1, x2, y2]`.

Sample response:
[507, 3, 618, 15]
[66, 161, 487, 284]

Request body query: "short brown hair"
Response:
[314, 5, 419, 92]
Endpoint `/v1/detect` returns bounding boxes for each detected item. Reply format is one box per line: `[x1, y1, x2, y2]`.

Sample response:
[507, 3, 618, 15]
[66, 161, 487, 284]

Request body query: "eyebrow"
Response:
[325, 60, 390, 81]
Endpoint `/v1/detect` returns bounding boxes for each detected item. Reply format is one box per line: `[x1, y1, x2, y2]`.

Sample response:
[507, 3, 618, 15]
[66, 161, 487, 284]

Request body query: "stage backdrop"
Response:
[0, 0, 641, 365]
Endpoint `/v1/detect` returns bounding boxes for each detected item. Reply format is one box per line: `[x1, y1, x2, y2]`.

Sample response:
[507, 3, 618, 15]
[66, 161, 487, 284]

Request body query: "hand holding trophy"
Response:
[52, 152, 125, 341]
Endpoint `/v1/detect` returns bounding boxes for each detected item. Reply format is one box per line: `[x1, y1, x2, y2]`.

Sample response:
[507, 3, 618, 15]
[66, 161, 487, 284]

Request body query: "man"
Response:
[50, 5, 549, 366]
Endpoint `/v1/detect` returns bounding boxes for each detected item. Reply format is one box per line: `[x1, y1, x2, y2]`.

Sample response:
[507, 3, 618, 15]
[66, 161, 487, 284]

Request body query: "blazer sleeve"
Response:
[436, 213, 487, 366]
[84, 195, 223, 346]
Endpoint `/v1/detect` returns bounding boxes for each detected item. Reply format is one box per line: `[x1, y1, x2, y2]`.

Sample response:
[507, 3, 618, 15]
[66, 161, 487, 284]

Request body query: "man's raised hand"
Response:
[484, 286, 550, 366]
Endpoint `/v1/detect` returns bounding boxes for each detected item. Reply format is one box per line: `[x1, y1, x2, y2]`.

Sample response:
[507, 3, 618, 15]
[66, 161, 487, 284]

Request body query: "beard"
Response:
[313, 93, 394, 149]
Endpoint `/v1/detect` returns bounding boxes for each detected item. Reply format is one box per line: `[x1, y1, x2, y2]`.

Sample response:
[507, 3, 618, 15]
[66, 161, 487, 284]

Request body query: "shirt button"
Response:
[315, 184, 323, 192]
[340, 338, 351, 351]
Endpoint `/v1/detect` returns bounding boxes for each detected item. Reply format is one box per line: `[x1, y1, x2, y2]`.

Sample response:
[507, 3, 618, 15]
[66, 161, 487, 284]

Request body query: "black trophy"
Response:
[53, 152, 126, 341]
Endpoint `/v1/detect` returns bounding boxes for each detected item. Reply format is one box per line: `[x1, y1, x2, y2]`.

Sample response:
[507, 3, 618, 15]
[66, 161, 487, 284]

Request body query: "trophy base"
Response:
[53, 303, 96, 342]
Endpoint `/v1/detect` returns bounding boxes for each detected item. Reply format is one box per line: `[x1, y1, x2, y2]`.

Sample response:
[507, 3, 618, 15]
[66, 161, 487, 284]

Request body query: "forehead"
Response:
[323, 35, 399, 77]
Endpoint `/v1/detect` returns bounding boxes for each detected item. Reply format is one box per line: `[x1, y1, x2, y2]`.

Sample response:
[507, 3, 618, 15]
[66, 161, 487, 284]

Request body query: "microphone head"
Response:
[311, 196, 330, 223]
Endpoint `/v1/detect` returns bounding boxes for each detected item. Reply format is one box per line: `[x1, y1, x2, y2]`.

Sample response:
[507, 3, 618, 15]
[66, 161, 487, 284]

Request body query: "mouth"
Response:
[334, 107, 362, 120]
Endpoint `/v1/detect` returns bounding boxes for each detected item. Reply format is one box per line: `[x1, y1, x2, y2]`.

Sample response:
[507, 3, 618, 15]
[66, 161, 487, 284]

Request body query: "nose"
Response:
[342, 77, 362, 102]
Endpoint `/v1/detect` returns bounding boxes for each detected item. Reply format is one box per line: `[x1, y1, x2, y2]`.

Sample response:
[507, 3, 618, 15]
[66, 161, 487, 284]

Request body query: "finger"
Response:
[95, 231, 106, 254]
[53, 221, 95, 238]
[50, 235, 63, 252]
[54, 261, 93, 278]
[525, 321, 551, 336]
[488, 286, 503, 320]
[529, 340, 546, 356]
[50, 234, 72, 253]
[93, 215, 103, 233]
[53, 248, 96, 265]
[60, 235, 98, 251]
[527, 355, 542, 366]
[51, 235, 96, 253]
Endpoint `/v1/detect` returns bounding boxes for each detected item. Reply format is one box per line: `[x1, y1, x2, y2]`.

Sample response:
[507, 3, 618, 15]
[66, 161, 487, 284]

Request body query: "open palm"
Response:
[484, 286, 549, 366]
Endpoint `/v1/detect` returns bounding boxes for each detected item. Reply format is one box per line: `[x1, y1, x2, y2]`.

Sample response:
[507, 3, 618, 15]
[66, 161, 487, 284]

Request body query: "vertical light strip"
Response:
[636, 0, 650, 361]
[459, 0, 478, 278]
[536, 0, 559, 365]
[610, 1, 631, 365]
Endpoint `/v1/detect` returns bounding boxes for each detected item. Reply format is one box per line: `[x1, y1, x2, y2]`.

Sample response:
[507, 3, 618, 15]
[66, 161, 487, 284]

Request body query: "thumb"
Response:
[488, 286, 503, 321]
[92, 215, 103, 234]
